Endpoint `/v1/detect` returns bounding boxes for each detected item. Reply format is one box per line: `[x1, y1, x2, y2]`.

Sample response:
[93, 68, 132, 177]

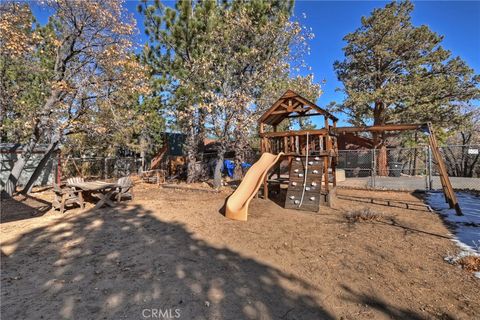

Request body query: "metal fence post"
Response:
[427, 146, 433, 190]
[424, 146, 429, 190]
[371, 148, 376, 188]
[104, 158, 108, 180]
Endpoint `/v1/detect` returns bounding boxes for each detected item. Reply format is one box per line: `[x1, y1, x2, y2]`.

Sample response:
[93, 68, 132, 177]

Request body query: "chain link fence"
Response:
[337, 145, 480, 191]
[59, 157, 143, 181]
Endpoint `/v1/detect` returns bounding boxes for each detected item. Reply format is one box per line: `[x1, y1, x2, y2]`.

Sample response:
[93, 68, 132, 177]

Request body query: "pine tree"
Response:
[139, 0, 220, 183]
[334, 0, 479, 175]
[140, 0, 319, 186]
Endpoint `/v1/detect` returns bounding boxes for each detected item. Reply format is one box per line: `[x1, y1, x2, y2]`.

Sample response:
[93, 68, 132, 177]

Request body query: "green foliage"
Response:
[334, 0, 480, 135]
[0, 4, 56, 142]
[140, 0, 319, 134]
[1, 1, 156, 157]
[139, 0, 319, 183]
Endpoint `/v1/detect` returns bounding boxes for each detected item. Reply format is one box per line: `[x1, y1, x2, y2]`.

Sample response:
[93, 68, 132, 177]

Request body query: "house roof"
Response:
[258, 90, 338, 127]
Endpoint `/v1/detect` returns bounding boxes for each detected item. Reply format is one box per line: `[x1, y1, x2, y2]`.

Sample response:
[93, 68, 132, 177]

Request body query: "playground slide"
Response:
[226, 152, 284, 221]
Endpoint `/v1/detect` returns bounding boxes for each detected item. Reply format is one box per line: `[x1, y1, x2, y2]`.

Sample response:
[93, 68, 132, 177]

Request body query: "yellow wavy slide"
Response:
[226, 152, 284, 221]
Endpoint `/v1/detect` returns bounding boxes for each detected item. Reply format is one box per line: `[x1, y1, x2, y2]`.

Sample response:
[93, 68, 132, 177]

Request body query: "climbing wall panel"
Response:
[285, 156, 323, 212]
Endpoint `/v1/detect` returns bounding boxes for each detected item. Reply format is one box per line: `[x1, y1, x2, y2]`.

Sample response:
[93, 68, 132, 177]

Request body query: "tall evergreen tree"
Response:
[139, 0, 220, 183]
[334, 0, 479, 174]
[140, 0, 319, 186]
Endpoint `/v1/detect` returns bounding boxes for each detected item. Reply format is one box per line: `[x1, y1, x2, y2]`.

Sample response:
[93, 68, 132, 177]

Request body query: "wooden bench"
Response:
[52, 177, 85, 213]
[113, 176, 134, 202]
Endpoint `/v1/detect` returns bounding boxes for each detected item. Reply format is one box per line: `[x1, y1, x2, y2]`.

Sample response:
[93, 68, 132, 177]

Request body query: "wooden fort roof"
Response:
[258, 90, 338, 127]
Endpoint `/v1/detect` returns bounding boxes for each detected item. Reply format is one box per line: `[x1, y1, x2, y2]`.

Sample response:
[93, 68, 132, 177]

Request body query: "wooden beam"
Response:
[271, 110, 292, 115]
[334, 124, 424, 133]
[426, 122, 462, 215]
[259, 122, 264, 134]
[258, 89, 339, 124]
[260, 129, 328, 138]
[270, 104, 307, 116]
[286, 113, 325, 119]
[292, 95, 339, 121]
[258, 97, 287, 123]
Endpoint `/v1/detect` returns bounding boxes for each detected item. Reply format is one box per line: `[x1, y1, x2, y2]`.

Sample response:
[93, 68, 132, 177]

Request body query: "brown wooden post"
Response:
[301, 135, 306, 155]
[276, 156, 281, 180]
[323, 156, 329, 193]
[426, 122, 461, 215]
[259, 123, 265, 154]
[332, 120, 338, 187]
[331, 156, 337, 187]
[263, 174, 269, 200]
[324, 116, 331, 193]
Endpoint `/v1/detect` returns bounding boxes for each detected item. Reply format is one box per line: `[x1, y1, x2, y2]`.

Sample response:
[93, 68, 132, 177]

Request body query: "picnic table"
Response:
[67, 181, 119, 209]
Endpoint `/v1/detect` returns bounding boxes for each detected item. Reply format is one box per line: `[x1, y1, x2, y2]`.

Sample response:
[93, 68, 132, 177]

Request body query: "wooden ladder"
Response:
[425, 122, 462, 215]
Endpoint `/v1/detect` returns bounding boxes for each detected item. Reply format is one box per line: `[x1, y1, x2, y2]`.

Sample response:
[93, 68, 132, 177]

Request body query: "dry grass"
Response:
[345, 208, 383, 223]
[456, 255, 480, 272]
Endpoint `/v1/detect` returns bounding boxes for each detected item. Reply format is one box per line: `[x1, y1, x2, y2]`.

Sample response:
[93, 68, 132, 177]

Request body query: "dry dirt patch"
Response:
[1, 185, 479, 319]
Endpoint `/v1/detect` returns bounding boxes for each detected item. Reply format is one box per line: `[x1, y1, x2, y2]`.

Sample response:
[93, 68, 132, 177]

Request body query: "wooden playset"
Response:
[226, 90, 461, 221]
[258, 90, 339, 212]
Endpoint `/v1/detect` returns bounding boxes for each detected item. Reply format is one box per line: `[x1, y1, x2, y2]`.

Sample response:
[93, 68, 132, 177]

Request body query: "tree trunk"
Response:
[372, 101, 388, 176]
[213, 142, 226, 189]
[140, 134, 147, 172]
[197, 109, 206, 162]
[233, 151, 244, 180]
[377, 145, 388, 176]
[185, 124, 198, 183]
[233, 129, 247, 181]
[4, 137, 38, 195]
[21, 137, 60, 194]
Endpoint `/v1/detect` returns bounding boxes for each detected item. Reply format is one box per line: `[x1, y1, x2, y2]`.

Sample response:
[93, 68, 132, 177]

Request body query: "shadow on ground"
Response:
[340, 284, 454, 320]
[1, 192, 52, 223]
[1, 203, 333, 320]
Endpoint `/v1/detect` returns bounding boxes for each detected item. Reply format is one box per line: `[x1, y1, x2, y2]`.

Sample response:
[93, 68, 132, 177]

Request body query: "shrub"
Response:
[345, 208, 383, 223]
[456, 255, 480, 272]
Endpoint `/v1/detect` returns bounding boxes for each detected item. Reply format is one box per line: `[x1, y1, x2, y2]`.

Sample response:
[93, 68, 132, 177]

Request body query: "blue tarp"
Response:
[223, 160, 252, 177]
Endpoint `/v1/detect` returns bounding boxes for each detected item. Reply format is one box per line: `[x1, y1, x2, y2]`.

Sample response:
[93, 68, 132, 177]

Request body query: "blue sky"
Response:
[31, 1, 480, 127]
[293, 1, 480, 126]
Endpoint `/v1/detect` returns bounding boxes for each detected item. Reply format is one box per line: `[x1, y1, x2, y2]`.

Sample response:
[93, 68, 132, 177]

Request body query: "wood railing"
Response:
[260, 129, 336, 157]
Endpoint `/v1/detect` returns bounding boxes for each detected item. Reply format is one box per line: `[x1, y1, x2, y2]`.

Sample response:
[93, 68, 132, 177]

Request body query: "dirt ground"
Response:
[1, 183, 479, 320]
